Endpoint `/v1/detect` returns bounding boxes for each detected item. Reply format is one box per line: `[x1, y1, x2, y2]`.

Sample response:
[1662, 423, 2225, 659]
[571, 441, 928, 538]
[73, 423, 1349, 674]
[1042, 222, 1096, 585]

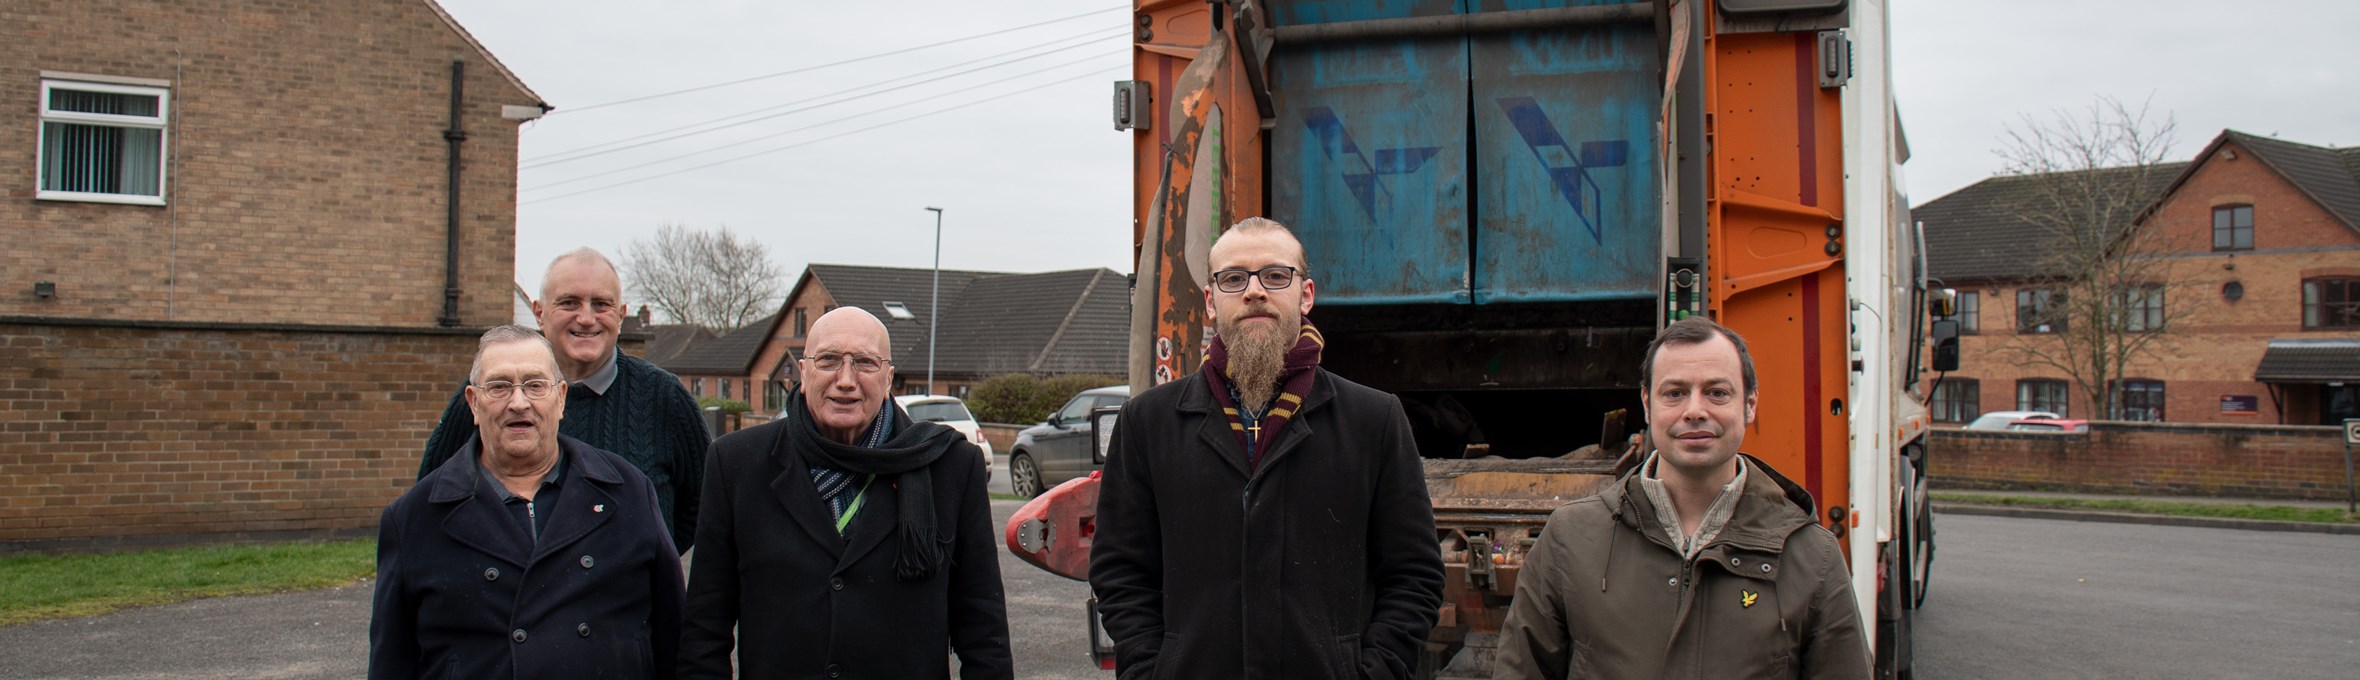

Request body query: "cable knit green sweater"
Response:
[419, 353, 710, 552]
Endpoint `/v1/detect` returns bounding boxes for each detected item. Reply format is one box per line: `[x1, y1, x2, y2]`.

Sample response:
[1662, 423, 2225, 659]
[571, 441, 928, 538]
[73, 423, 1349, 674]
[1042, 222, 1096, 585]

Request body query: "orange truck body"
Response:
[1010, 2, 1935, 676]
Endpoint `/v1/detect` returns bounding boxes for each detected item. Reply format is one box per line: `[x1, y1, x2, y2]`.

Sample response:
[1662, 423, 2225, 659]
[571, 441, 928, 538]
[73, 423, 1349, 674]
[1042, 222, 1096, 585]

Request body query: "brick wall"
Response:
[1929, 422, 2353, 501]
[1940, 137, 2360, 425]
[0, 321, 475, 550]
[2, 0, 540, 328]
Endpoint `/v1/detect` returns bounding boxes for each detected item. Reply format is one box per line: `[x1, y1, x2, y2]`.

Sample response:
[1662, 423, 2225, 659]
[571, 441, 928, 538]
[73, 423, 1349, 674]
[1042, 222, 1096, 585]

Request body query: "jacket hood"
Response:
[1599, 453, 1819, 553]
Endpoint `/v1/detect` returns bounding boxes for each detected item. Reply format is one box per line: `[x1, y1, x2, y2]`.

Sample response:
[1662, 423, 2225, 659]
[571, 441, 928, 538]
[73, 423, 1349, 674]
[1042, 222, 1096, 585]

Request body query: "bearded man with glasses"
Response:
[1089, 217, 1443, 679]
[371, 325, 685, 679]
[679, 307, 1012, 679]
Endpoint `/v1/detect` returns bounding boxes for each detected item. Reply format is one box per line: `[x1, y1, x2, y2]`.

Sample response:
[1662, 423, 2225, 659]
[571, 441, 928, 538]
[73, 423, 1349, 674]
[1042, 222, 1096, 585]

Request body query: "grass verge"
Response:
[1933, 493, 2358, 524]
[0, 539, 375, 627]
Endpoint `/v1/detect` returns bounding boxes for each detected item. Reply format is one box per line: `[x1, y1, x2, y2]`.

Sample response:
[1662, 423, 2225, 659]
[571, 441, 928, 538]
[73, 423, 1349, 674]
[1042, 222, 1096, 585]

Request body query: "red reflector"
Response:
[1100, 659, 1116, 670]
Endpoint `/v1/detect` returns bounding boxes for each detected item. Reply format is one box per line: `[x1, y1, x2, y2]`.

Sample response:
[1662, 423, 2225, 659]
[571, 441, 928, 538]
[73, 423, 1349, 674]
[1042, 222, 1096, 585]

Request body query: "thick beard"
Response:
[1222, 318, 1292, 412]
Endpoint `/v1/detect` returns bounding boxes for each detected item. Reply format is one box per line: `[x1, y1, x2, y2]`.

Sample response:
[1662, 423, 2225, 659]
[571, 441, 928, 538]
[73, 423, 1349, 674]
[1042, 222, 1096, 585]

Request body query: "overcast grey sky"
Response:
[435, 0, 2360, 306]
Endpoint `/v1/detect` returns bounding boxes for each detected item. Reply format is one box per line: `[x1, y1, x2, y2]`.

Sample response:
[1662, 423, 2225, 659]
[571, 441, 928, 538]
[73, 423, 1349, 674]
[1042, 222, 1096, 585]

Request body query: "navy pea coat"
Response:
[370, 435, 685, 680]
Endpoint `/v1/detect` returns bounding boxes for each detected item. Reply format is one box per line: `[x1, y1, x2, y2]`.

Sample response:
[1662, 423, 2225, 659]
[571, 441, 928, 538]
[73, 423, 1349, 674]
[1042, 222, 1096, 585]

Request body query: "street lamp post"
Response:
[924, 206, 944, 396]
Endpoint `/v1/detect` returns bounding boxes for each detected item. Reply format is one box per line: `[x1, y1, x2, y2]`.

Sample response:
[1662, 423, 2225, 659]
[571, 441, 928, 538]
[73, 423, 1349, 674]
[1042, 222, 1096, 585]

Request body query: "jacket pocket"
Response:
[1765, 653, 1799, 680]
[1150, 632, 1184, 680]
[1568, 637, 1595, 679]
[1331, 633, 1362, 679]
[637, 622, 655, 677]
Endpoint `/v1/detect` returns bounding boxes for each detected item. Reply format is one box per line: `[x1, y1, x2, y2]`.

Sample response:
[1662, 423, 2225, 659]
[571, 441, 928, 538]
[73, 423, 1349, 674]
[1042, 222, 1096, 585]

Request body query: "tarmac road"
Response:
[10, 463, 2353, 679]
[0, 580, 371, 680]
[1911, 513, 2360, 679]
[0, 486, 1101, 679]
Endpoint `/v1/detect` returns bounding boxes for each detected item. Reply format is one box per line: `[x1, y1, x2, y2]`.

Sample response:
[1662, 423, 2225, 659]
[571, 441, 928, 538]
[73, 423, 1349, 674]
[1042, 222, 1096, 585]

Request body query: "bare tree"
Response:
[1995, 97, 2203, 420]
[620, 223, 784, 332]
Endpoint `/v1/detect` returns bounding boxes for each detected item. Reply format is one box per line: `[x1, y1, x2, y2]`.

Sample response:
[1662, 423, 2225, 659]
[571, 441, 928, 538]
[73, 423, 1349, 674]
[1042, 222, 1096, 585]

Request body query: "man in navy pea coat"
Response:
[371, 325, 685, 679]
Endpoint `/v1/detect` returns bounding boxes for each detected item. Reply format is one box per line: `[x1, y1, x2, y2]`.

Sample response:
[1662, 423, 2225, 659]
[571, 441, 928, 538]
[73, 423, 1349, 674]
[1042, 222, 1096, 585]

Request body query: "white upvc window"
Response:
[38, 78, 170, 205]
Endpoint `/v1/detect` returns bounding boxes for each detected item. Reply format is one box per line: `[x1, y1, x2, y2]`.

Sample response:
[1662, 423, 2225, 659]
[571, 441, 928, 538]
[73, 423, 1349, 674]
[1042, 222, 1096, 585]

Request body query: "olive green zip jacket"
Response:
[1494, 455, 1871, 680]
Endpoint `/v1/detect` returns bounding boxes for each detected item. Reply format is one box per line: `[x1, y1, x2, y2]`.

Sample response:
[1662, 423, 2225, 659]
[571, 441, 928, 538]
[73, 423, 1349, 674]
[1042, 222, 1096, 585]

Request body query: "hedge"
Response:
[967, 373, 1124, 425]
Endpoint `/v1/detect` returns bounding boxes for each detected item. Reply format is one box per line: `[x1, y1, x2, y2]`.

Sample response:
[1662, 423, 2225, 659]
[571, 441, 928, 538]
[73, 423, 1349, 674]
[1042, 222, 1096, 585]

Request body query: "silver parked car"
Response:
[1007, 385, 1128, 497]
[896, 394, 993, 474]
[1961, 409, 2059, 431]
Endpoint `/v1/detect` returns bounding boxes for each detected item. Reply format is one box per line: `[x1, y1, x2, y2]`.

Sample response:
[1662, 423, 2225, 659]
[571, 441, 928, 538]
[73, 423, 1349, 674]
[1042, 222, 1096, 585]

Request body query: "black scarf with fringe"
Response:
[784, 392, 963, 580]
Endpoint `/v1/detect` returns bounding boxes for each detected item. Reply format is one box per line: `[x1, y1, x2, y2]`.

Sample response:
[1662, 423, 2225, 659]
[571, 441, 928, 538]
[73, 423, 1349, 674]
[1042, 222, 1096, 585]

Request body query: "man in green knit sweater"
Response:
[420, 248, 709, 553]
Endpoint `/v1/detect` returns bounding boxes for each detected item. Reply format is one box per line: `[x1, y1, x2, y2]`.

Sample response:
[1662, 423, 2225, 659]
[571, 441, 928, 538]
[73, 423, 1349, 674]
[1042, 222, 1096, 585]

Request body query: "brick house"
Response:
[663, 264, 1128, 419]
[0, 0, 546, 549]
[1919, 130, 2360, 427]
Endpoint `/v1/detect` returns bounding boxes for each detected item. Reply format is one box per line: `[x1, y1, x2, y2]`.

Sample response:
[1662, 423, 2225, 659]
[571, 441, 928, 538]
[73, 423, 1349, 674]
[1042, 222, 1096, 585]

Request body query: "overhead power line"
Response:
[521, 64, 1127, 206]
[524, 27, 1126, 169]
[553, 3, 1128, 115]
[522, 49, 1125, 193]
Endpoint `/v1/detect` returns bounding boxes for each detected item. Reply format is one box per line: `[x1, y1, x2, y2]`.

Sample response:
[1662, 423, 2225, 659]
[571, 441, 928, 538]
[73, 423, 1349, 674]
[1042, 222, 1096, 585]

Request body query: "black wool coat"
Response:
[678, 413, 1012, 679]
[370, 435, 685, 680]
[1089, 369, 1446, 680]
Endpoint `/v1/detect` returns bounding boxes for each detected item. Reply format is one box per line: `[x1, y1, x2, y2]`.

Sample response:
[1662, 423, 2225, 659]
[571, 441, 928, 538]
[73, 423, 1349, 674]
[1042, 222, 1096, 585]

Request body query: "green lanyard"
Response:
[835, 475, 875, 534]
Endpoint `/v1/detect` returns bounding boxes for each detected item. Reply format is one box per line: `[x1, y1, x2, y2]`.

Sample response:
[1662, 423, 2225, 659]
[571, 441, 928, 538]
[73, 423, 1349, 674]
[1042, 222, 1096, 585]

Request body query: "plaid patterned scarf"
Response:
[1201, 320, 1324, 469]
[809, 402, 895, 531]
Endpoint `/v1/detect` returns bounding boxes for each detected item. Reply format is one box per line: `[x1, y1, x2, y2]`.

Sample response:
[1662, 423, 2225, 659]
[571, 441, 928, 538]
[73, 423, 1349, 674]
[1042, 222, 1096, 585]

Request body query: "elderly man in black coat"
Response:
[680, 307, 1012, 679]
[1090, 218, 1446, 679]
[371, 325, 685, 679]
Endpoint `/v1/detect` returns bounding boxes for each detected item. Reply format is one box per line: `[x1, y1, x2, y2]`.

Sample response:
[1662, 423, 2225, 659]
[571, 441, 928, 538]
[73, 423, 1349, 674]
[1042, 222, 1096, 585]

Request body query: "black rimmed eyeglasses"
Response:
[1210, 265, 1300, 293]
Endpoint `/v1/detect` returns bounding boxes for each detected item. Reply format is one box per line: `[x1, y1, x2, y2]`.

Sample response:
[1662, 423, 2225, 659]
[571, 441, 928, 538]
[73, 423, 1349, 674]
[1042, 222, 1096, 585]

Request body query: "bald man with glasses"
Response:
[679, 307, 1012, 679]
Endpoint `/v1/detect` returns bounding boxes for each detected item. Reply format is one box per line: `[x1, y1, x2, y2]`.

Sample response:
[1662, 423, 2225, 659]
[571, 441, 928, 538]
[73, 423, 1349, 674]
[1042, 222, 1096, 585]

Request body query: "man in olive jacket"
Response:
[1090, 218, 1444, 680]
[1495, 317, 1871, 679]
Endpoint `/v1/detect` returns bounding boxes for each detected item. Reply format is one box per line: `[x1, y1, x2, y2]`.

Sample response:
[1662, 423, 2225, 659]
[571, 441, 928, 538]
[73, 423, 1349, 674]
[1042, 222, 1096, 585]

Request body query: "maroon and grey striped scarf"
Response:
[1200, 321, 1325, 469]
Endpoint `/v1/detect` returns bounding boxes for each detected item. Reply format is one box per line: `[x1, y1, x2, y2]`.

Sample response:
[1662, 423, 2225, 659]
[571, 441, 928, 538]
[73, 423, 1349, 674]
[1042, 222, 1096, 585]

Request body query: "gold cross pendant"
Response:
[1246, 421, 1261, 437]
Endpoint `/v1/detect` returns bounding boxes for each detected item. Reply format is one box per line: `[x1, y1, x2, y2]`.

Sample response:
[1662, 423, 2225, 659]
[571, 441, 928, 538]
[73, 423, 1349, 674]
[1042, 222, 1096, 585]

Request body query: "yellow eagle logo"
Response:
[1741, 590, 1759, 608]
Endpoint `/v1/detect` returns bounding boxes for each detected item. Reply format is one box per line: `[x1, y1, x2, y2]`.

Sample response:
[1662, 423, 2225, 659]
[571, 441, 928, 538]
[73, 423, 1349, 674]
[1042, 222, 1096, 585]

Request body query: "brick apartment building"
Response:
[662, 264, 1128, 418]
[1, 0, 546, 549]
[1918, 130, 2360, 427]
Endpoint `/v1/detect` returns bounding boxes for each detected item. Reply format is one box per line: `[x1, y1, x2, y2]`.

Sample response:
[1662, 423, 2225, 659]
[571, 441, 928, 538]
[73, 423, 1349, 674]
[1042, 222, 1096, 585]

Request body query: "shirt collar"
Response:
[479, 446, 566, 502]
[575, 348, 620, 395]
[1637, 452, 1748, 560]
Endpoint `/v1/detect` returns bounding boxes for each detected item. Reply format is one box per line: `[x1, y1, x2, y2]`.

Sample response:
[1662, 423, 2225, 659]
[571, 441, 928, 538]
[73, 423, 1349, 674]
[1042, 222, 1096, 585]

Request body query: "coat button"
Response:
[826, 664, 842, 678]
[578, 623, 591, 637]
[483, 567, 499, 581]
[511, 629, 528, 643]
[1761, 563, 1773, 573]
[830, 577, 844, 591]
[1730, 557, 1741, 567]
[1667, 577, 1678, 587]
[580, 555, 595, 568]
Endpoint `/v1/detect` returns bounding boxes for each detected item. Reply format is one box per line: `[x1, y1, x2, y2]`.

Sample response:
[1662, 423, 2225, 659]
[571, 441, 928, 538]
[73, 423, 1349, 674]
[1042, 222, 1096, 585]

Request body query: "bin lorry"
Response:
[1006, 1, 1957, 676]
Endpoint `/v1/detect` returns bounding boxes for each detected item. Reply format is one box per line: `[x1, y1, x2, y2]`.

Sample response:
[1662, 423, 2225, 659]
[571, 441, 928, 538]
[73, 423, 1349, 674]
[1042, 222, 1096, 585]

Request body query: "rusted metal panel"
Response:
[1426, 457, 1617, 507]
[1270, 0, 1471, 305]
[1469, 0, 1662, 304]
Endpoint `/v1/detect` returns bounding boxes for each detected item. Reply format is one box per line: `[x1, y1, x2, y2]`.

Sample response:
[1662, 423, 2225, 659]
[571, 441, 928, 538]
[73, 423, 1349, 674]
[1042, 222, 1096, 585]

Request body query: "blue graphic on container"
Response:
[1300, 106, 1444, 221]
[1495, 96, 1628, 245]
